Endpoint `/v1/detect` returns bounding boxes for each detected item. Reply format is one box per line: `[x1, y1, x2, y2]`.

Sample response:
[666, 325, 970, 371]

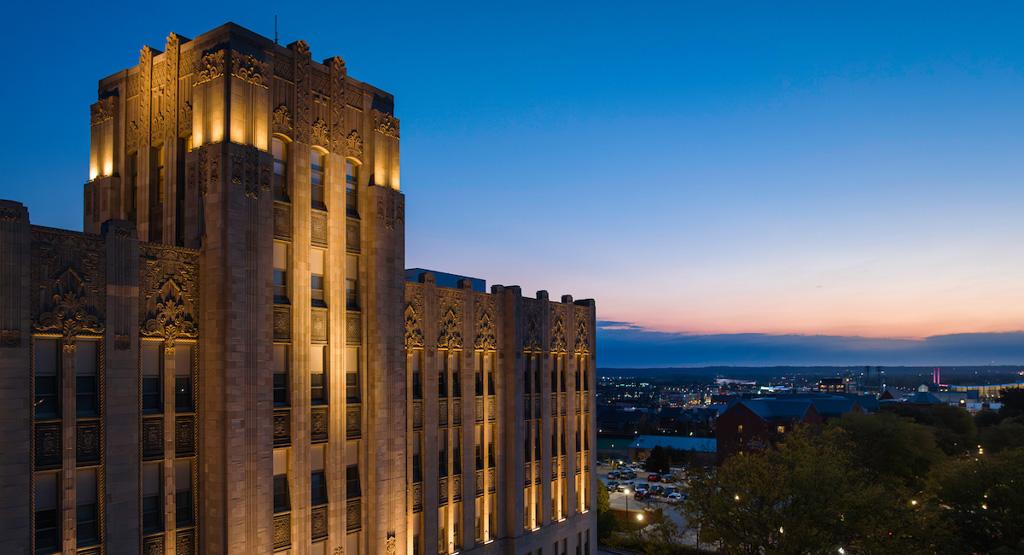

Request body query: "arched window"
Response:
[311, 148, 326, 209]
[345, 159, 359, 216]
[272, 136, 288, 201]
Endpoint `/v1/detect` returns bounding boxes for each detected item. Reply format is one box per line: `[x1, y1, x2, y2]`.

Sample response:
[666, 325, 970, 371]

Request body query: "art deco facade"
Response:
[0, 22, 595, 555]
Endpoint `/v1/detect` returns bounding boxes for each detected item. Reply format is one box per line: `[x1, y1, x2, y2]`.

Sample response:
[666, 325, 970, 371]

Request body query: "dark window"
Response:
[274, 474, 290, 513]
[412, 451, 422, 482]
[311, 149, 326, 209]
[345, 277, 358, 310]
[311, 345, 326, 406]
[35, 375, 59, 419]
[76, 378, 98, 417]
[346, 370, 360, 403]
[34, 340, 59, 419]
[311, 470, 328, 506]
[475, 443, 483, 471]
[273, 242, 289, 304]
[453, 439, 462, 475]
[272, 137, 289, 201]
[175, 489, 193, 526]
[127, 151, 138, 221]
[346, 464, 361, 498]
[311, 274, 325, 305]
[142, 376, 162, 413]
[345, 160, 359, 217]
[35, 507, 59, 552]
[175, 377, 192, 412]
[142, 493, 162, 533]
[412, 365, 422, 400]
[438, 364, 448, 399]
[311, 372, 326, 406]
[452, 368, 462, 399]
[273, 345, 289, 407]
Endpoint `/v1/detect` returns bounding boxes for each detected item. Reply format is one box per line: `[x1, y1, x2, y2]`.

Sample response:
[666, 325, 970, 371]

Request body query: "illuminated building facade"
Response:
[0, 22, 595, 555]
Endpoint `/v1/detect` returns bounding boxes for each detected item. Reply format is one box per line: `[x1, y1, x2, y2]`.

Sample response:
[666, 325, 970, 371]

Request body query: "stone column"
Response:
[0, 201, 32, 552]
[101, 220, 141, 553]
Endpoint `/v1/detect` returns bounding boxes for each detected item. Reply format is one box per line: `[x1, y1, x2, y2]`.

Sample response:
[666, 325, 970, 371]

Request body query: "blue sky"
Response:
[2, 1, 1023, 365]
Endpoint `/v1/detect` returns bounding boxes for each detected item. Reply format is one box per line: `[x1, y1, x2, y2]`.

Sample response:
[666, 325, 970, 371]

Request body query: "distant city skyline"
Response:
[2, 1, 1023, 365]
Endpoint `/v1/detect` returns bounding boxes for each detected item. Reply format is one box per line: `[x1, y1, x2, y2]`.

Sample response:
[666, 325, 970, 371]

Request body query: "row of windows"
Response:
[273, 444, 361, 516]
[33, 340, 195, 420]
[273, 243, 359, 309]
[273, 345, 361, 408]
[272, 137, 360, 217]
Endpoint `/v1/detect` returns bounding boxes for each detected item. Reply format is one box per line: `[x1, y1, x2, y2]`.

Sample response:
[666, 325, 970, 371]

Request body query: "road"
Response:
[596, 462, 701, 547]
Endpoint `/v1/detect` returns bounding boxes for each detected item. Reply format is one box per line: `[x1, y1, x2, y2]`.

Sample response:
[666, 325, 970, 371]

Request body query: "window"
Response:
[475, 354, 484, 396]
[346, 347, 360, 403]
[273, 345, 289, 407]
[777, 425, 785, 434]
[311, 345, 327, 406]
[346, 464, 361, 498]
[438, 433, 448, 478]
[453, 428, 462, 475]
[737, 424, 744, 434]
[475, 425, 484, 470]
[438, 505, 448, 554]
[127, 151, 138, 221]
[311, 149, 326, 209]
[552, 359, 558, 393]
[345, 254, 359, 310]
[411, 351, 422, 400]
[273, 449, 290, 513]
[438, 352, 448, 398]
[34, 339, 59, 419]
[273, 242, 289, 303]
[174, 345, 193, 412]
[453, 501, 463, 550]
[451, 354, 461, 398]
[412, 432, 422, 482]
[74, 344, 98, 417]
[154, 144, 166, 200]
[142, 463, 162, 533]
[142, 342, 162, 413]
[175, 460, 193, 526]
[487, 425, 495, 468]
[311, 445, 327, 506]
[485, 353, 495, 396]
[272, 136, 289, 201]
[310, 249, 326, 306]
[34, 472, 59, 551]
[345, 160, 359, 216]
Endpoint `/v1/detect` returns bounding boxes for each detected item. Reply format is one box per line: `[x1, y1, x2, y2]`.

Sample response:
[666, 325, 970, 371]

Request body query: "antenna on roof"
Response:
[274, 15, 279, 44]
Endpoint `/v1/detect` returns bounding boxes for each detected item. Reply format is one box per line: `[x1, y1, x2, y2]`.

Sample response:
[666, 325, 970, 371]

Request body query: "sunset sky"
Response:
[3, 1, 1023, 365]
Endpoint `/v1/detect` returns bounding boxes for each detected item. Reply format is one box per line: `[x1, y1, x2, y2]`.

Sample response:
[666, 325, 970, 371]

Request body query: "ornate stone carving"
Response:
[194, 50, 225, 85]
[346, 405, 361, 439]
[273, 512, 291, 550]
[273, 409, 290, 446]
[311, 309, 327, 342]
[176, 529, 196, 555]
[311, 505, 328, 540]
[292, 40, 311, 57]
[175, 415, 195, 456]
[345, 130, 363, 160]
[273, 306, 291, 341]
[404, 295, 424, 349]
[437, 296, 463, 350]
[274, 203, 292, 239]
[373, 109, 400, 138]
[34, 422, 61, 469]
[141, 279, 197, 348]
[346, 313, 361, 344]
[523, 301, 542, 351]
[143, 534, 164, 555]
[272, 104, 293, 134]
[232, 53, 268, 88]
[179, 100, 192, 138]
[376, 193, 404, 231]
[311, 406, 328, 442]
[311, 118, 330, 147]
[142, 418, 163, 459]
[346, 498, 361, 532]
[575, 312, 590, 354]
[90, 96, 116, 125]
[386, 533, 397, 554]
[77, 421, 101, 465]
[311, 209, 328, 245]
[230, 146, 270, 199]
[35, 268, 104, 348]
[474, 300, 496, 350]
[346, 85, 364, 109]
[550, 312, 567, 353]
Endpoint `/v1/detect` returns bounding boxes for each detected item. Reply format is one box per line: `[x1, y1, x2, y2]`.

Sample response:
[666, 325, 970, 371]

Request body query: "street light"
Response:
[636, 513, 644, 522]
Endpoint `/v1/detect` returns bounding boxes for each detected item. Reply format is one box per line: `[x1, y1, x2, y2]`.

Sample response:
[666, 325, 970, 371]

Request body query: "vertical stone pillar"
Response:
[101, 220, 141, 553]
[495, 284, 526, 537]
[198, 141, 275, 554]
[363, 184, 406, 555]
[60, 335, 77, 554]
[0, 200, 32, 551]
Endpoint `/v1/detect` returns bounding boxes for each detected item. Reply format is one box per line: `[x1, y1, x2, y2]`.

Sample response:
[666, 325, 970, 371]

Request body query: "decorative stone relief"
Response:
[345, 130, 363, 160]
[373, 109, 400, 138]
[141, 278, 197, 348]
[575, 312, 590, 354]
[523, 301, 542, 351]
[404, 299, 424, 349]
[550, 312, 567, 353]
[437, 294, 463, 350]
[311, 118, 330, 147]
[194, 50, 225, 85]
[272, 104, 293, 134]
[90, 96, 116, 125]
[232, 53, 268, 88]
[475, 299, 497, 350]
[376, 193, 404, 231]
[35, 268, 104, 348]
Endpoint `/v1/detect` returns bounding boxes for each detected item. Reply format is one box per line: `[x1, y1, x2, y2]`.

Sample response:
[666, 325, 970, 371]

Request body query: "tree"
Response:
[928, 448, 1024, 553]
[828, 411, 944, 488]
[978, 417, 1024, 453]
[597, 480, 617, 540]
[997, 388, 1024, 419]
[684, 426, 943, 554]
[885, 404, 977, 455]
[645, 445, 672, 474]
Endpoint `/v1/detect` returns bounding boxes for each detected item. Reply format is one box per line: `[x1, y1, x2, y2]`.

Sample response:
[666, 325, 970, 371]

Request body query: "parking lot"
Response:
[596, 461, 690, 533]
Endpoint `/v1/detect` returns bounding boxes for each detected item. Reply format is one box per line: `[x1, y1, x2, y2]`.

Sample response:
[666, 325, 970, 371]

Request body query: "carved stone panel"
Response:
[175, 415, 195, 456]
[475, 398, 483, 423]
[311, 210, 328, 246]
[346, 219, 360, 252]
[412, 482, 423, 512]
[346, 313, 361, 344]
[452, 399, 461, 426]
[34, 422, 61, 470]
[438, 477, 448, 505]
[346, 498, 361, 532]
[76, 420, 101, 465]
[142, 417, 163, 460]
[488, 468, 496, 493]
[438, 400, 448, 427]
[273, 306, 291, 341]
[346, 404, 361, 439]
[274, 203, 292, 239]
[273, 512, 291, 550]
[311, 406, 328, 443]
[311, 309, 328, 343]
[453, 474, 462, 501]
[176, 528, 196, 555]
[274, 409, 290, 447]
[143, 533, 165, 555]
[475, 470, 484, 496]
[311, 505, 328, 540]
[412, 400, 423, 430]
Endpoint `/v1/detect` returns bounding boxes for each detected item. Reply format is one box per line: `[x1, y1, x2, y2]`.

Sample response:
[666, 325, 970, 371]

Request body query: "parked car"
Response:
[664, 486, 677, 496]
[634, 491, 648, 501]
[666, 492, 683, 504]
[647, 473, 661, 482]
[608, 470, 620, 479]
[649, 485, 665, 496]
[635, 483, 649, 494]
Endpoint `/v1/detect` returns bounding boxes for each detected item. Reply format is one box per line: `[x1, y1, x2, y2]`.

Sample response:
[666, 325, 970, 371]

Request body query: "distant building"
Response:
[818, 377, 847, 393]
[715, 394, 867, 460]
[627, 435, 717, 465]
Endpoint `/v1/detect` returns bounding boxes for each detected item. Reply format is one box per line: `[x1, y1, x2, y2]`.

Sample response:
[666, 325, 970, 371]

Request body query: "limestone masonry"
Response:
[0, 22, 596, 555]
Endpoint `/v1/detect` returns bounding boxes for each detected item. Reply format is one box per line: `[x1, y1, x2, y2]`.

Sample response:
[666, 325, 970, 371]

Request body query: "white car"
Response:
[666, 492, 683, 504]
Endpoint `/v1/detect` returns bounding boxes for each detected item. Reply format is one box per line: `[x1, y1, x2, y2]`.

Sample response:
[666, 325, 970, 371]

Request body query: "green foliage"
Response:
[684, 426, 945, 554]
[596, 480, 617, 540]
[997, 388, 1024, 419]
[828, 411, 944, 488]
[978, 417, 1024, 453]
[885, 403, 977, 455]
[928, 448, 1024, 553]
[645, 445, 672, 474]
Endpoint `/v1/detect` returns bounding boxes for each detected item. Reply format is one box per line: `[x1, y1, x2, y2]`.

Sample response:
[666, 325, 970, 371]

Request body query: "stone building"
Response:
[0, 22, 596, 555]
